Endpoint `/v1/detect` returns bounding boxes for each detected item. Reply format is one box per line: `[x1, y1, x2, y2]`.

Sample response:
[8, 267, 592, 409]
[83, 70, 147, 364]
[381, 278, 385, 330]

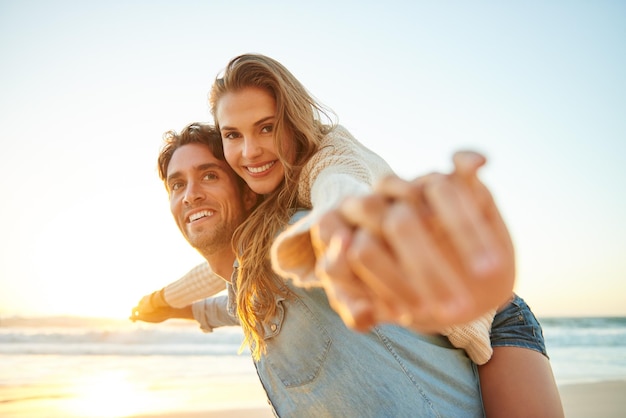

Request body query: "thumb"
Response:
[452, 151, 486, 179]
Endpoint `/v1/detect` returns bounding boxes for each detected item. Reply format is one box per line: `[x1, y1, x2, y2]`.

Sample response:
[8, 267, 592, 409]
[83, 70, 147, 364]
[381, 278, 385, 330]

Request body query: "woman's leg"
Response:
[480, 294, 564, 417]
[479, 346, 563, 417]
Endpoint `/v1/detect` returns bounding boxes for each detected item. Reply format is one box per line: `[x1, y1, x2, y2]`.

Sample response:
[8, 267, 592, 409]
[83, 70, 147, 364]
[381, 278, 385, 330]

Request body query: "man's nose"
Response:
[183, 181, 205, 206]
[242, 136, 262, 159]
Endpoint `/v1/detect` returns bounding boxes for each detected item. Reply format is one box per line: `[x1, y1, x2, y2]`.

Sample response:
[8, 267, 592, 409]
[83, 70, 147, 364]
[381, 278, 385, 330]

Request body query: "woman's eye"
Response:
[223, 131, 239, 140]
[261, 124, 274, 134]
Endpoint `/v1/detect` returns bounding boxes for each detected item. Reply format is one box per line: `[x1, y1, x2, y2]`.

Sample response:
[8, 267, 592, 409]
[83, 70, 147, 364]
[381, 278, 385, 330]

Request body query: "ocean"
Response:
[1, 316, 625, 417]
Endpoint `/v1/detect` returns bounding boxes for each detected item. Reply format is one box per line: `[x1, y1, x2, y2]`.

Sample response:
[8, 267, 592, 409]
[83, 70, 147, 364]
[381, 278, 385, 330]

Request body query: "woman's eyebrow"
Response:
[220, 115, 275, 132]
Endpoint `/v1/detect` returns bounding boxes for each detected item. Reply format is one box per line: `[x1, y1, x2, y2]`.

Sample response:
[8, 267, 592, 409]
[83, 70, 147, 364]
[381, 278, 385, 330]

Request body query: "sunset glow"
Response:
[1, 1, 625, 322]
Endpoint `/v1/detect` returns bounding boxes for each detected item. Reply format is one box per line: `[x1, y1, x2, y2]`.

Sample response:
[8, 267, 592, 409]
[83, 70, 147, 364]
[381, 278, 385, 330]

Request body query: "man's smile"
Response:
[187, 209, 215, 224]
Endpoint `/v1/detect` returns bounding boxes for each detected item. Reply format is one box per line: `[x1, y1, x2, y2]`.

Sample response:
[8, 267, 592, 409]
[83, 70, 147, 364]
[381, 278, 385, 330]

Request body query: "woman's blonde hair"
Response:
[210, 53, 335, 359]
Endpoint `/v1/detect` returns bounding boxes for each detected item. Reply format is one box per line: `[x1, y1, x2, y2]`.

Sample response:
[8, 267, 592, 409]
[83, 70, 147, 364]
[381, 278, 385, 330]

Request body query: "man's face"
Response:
[166, 143, 253, 255]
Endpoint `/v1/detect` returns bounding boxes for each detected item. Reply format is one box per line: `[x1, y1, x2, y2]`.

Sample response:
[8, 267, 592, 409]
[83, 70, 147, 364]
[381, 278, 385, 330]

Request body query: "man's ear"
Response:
[242, 186, 259, 211]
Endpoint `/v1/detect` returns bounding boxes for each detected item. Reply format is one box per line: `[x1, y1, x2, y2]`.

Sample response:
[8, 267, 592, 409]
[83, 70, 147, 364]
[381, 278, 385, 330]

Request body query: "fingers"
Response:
[374, 151, 485, 209]
[380, 201, 473, 324]
[315, 226, 377, 331]
[410, 171, 514, 314]
[313, 210, 377, 331]
[314, 208, 433, 331]
[350, 157, 512, 325]
[337, 194, 390, 237]
[130, 310, 171, 323]
[373, 173, 431, 209]
[316, 176, 480, 329]
[311, 209, 348, 258]
[129, 294, 166, 323]
[129, 308, 139, 322]
[424, 173, 500, 278]
[347, 228, 416, 323]
[430, 158, 515, 312]
[452, 150, 486, 180]
[347, 228, 443, 333]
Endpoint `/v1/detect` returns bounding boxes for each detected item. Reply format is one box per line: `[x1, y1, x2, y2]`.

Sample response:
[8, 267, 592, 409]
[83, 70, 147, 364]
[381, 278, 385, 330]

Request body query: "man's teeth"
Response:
[247, 161, 275, 174]
[189, 210, 213, 222]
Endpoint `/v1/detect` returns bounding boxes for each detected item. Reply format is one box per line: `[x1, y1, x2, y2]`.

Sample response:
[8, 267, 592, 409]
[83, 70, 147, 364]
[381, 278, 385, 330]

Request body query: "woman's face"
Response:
[216, 86, 293, 195]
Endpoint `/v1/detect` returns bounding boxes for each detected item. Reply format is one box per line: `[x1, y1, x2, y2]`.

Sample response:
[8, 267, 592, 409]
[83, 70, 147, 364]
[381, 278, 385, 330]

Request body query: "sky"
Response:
[0, 0, 624, 320]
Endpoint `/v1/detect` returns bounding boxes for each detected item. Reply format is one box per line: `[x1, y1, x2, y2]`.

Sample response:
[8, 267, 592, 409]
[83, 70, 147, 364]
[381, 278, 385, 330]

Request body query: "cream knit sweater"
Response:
[164, 125, 495, 365]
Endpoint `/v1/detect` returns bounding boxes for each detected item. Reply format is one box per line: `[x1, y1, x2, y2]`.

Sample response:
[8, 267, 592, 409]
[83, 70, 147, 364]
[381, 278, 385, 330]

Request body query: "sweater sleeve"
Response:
[270, 125, 394, 286]
[442, 310, 496, 365]
[163, 262, 228, 308]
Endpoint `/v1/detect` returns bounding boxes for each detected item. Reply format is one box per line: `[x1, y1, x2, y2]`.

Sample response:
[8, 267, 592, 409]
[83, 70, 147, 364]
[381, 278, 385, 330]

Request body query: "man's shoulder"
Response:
[289, 209, 311, 225]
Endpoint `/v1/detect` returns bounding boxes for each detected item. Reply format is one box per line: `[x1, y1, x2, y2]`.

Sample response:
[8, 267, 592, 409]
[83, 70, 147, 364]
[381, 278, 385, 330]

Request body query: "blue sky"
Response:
[0, 0, 624, 318]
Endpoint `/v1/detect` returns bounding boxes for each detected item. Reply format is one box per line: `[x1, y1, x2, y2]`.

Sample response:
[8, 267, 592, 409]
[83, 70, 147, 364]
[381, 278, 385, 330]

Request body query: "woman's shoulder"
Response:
[322, 124, 356, 145]
[320, 125, 390, 169]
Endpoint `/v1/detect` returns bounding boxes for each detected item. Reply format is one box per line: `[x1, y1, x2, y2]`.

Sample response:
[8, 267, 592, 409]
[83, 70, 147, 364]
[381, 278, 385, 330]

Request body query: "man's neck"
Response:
[203, 246, 236, 282]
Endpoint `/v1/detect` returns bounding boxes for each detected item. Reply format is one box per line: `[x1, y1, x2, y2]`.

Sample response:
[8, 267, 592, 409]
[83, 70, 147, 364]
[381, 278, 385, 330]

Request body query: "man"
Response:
[132, 122, 485, 417]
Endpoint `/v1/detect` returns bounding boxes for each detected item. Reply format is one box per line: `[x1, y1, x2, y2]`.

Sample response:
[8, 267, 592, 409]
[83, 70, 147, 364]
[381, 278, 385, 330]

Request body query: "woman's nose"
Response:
[242, 136, 262, 160]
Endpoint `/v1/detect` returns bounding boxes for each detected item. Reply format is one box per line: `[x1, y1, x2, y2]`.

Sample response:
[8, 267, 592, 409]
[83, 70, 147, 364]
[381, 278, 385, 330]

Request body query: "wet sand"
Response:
[128, 380, 626, 418]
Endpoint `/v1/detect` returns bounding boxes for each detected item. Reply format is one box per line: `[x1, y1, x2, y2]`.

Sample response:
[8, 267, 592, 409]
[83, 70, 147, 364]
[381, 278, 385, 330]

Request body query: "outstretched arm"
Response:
[162, 262, 228, 308]
[270, 126, 393, 286]
[130, 294, 238, 333]
[129, 262, 228, 322]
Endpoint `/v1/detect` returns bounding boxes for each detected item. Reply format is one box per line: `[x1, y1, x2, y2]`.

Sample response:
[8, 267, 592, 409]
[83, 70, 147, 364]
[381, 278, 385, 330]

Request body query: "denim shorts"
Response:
[490, 294, 548, 358]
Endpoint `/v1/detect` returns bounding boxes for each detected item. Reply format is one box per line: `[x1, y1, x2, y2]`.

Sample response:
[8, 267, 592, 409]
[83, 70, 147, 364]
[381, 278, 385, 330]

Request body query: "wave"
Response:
[2, 315, 625, 355]
[540, 316, 626, 329]
[0, 317, 247, 356]
[541, 316, 626, 348]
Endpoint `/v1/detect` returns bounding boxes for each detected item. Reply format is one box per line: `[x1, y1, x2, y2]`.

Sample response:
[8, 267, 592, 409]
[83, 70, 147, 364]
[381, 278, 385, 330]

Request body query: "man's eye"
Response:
[204, 173, 218, 180]
[170, 182, 183, 191]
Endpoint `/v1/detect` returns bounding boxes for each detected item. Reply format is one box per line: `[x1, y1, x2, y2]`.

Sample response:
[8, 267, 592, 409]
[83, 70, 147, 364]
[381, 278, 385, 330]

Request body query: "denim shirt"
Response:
[228, 211, 485, 418]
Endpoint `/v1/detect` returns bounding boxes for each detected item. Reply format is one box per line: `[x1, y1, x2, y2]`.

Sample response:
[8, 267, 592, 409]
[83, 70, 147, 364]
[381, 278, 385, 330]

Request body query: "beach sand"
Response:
[559, 380, 626, 418]
[130, 408, 273, 418]
[128, 380, 626, 418]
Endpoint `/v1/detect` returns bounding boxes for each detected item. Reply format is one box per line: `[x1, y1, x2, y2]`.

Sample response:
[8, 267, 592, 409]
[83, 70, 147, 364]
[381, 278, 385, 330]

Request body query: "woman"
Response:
[209, 53, 499, 363]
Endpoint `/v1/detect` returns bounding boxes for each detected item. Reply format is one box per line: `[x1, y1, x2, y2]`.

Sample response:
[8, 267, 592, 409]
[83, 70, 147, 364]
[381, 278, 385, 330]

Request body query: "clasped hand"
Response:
[311, 151, 515, 333]
[129, 290, 177, 323]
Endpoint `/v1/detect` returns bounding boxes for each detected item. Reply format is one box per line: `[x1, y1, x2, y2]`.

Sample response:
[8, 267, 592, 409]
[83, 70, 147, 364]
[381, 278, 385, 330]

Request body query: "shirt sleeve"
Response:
[192, 295, 240, 333]
[163, 262, 228, 308]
